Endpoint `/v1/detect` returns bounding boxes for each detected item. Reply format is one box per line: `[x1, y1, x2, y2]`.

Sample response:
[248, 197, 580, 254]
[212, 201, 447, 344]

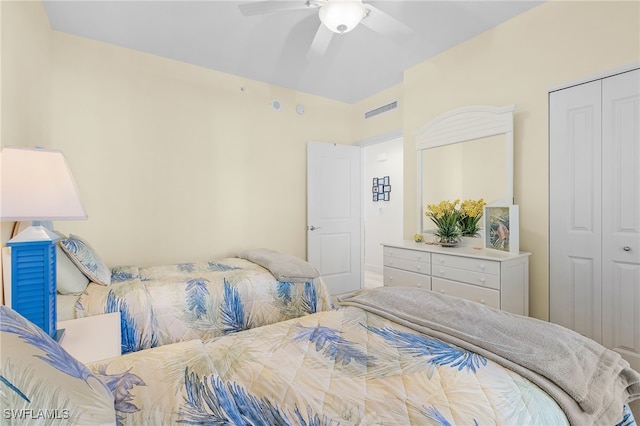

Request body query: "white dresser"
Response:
[383, 241, 530, 315]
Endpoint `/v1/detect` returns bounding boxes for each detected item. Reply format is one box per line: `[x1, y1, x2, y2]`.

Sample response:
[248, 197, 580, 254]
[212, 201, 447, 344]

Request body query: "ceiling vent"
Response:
[364, 100, 398, 119]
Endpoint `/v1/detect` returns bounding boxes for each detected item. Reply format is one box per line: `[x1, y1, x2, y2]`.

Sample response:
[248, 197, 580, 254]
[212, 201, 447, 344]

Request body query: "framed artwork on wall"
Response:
[483, 205, 519, 254]
[372, 176, 391, 202]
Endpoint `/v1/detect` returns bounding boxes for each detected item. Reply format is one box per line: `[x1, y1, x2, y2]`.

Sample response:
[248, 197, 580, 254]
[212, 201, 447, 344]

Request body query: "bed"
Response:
[51, 234, 333, 354]
[2, 286, 637, 425]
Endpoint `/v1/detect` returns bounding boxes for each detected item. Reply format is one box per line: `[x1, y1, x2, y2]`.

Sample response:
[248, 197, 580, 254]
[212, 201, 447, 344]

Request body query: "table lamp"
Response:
[0, 146, 87, 340]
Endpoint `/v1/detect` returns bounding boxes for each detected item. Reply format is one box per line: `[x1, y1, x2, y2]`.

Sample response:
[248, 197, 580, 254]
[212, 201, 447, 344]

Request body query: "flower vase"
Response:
[436, 236, 461, 247]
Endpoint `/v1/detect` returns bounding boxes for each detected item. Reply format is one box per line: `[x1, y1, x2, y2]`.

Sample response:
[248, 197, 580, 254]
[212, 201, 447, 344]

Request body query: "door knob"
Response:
[623, 246, 631, 252]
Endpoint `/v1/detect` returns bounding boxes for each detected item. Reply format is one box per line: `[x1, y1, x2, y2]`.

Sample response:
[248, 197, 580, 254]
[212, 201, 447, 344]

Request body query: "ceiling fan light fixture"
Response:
[319, 0, 366, 34]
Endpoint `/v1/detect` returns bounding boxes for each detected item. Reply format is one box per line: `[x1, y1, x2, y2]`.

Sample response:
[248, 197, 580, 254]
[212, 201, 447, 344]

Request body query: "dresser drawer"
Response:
[432, 278, 500, 309]
[383, 246, 430, 263]
[384, 267, 431, 289]
[431, 265, 500, 290]
[383, 257, 430, 274]
[431, 253, 500, 275]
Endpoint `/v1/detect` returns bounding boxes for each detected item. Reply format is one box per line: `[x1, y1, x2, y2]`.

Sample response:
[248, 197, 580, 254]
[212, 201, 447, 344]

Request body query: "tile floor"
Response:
[364, 269, 384, 289]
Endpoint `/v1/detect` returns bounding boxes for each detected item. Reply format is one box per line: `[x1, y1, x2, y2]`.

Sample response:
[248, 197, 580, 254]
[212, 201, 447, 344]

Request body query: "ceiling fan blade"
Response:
[360, 4, 413, 45]
[306, 23, 334, 61]
[238, 1, 320, 16]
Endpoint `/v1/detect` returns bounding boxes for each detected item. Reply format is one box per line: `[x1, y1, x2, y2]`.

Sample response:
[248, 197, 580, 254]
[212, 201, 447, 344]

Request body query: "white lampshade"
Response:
[319, 0, 366, 34]
[0, 146, 87, 222]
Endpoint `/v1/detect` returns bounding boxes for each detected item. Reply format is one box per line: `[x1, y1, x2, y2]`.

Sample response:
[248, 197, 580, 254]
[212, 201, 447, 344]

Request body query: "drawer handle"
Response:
[417, 283, 422, 288]
[416, 255, 423, 260]
[479, 278, 486, 283]
[438, 258, 445, 264]
[439, 290, 445, 294]
[389, 260, 394, 265]
[479, 299, 486, 304]
[416, 265, 421, 270]
[479, 264, 486, 270]
[438, 269, 445, 275]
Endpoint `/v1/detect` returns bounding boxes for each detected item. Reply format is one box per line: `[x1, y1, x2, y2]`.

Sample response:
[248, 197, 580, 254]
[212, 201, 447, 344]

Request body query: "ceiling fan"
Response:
[238, 0, 414, 60]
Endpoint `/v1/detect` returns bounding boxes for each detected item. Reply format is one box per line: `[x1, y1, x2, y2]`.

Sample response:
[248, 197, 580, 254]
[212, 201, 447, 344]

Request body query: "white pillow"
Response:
[56, 246, 90, 295]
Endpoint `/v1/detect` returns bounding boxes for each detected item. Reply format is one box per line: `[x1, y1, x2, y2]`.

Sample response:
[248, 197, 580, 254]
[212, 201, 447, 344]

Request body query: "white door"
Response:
[601, 69, 640, 371]
[550, 68, 640, 371]
[307, 141, 361, 295]
[549, 79, 603, 342]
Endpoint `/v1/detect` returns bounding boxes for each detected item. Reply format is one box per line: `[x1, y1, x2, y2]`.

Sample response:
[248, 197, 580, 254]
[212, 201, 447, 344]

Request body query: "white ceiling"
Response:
[43, 0, 543, 104]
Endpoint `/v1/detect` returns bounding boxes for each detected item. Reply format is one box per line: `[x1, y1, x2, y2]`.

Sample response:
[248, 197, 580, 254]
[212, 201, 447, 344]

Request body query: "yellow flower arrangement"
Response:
[425, 199, 462, 241]
[425, 198, 487, 244]
[458, 198, 486, 237]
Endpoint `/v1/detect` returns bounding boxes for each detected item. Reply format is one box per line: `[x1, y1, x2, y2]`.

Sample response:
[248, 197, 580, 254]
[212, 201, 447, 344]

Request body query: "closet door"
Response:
[549, 80, 603, 343]
[601, 69, 640, 371]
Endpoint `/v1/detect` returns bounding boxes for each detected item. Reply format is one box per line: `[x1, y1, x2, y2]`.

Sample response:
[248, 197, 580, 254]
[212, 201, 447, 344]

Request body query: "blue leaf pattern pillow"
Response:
[0, 305, 116, 424]
[60, 234, 111, 285]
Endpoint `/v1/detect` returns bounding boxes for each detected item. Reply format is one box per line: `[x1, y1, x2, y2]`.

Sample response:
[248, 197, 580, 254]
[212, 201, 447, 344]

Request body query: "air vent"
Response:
[365, 100, 398, 119]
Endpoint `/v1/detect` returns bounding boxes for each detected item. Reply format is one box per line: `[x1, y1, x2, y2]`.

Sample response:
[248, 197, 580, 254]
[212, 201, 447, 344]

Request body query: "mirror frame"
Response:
[415, 105, 516, 233]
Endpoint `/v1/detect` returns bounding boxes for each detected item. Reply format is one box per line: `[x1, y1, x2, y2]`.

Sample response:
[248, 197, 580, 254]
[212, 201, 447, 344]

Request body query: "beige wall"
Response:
[0, 1, 54, 299]
[50, 32, 355, 266]
[0, 0, 52, 149]
[403, 0, 640, 320]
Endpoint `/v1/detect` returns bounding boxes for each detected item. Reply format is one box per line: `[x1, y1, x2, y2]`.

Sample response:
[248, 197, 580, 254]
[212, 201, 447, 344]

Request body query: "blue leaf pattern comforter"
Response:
[76, 258, 332, 353]
[85, 306, 636, 426]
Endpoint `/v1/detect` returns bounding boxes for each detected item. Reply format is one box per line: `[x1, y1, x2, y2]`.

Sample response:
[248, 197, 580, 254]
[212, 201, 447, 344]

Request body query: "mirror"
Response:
[415, 105, 515, 234]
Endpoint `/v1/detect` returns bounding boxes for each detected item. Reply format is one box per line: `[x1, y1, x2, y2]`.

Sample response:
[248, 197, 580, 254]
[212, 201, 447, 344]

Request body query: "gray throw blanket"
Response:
[338, 286, 640, 425]
[237, 248, 320, 283]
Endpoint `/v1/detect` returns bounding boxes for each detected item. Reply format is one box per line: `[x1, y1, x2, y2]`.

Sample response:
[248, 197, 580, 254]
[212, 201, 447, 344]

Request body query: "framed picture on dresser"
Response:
[484, 205, 519, 254]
